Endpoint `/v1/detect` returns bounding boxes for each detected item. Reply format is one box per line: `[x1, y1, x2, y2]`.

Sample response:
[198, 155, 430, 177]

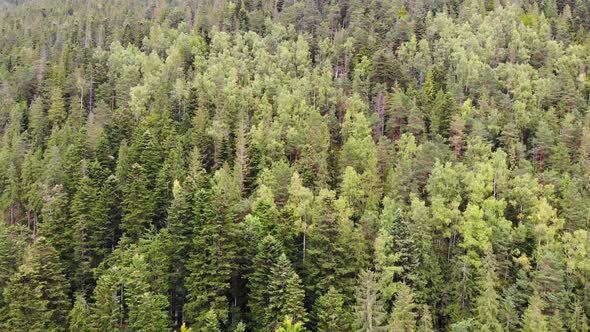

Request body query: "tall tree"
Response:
[247, 235, 285, 330]
[3, 238, 70, 331]
[165, 180, 194, 326]
[354, 270, 386, 332]
[266, 253, 307, 330]
[473, 251, 503, 332]
[390, 283, 417, 332]
[184, 167, 239, 329]
[312, 286, 352, 332]
[521, 292, 548, 332]
[69, 294, 91, 332]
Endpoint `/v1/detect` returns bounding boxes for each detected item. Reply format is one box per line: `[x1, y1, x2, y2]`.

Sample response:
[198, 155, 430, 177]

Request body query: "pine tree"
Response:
[70, 173, 98, 292]
[127, 291, 169, 332]
[473, 251, 503, 332]
[121, 162, 155, 240]
[93, 173, 120, 262]
[184, 168, 239, 328]
[166, 180, 193, 326]
[91, 245, 170, 331]
[3, 238, 70, 331]
[354, 270, 386, 332]
[28, 97, 48, 149]
[267, 253, 307, 330]
[247, 235, 285, 330]
[0, 222, 28, 324]
[275, 316, 305, 332]
[313, 286, 352, 332]
[417, 305, 434, 332]
[521, 292, 548, 332]
[40, 185, 76, 276]
[390, 283, 417, 332]
[48, 86, 66, 128]
[203, 310, 222, 332]
[69, 294, 91, 332]
[70, 162, 119, 291]
[63, 130, 90, 194]
[251, 184, 280, 234]
[91, 267, 123, 332]
[305, 189, 367, 302]
[134, 129, 163, 186]
[375, 198, 419, 300]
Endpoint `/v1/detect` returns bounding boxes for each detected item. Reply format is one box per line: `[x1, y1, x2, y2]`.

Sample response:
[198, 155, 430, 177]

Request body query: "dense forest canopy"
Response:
[1, 0, 590, 331]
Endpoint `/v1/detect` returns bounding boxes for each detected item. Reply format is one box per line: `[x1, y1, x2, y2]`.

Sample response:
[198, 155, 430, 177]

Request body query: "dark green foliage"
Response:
[3, 238, 70, 331]
[165, 180, 194, 326]
[121, 163, 155, 240]
[184, 168, 239, 329]
[305, 189, 367, 303]
[247, 235, 285, 330]
[0, 1, 589, 331]
[69, 294, 91, 332]
[267, 253, 307, 330]
[312, 286, 352, 332]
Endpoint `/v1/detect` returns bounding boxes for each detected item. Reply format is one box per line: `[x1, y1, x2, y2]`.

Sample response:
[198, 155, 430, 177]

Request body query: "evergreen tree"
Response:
[312, 286, 352, 332]
[28, 97, 48, 149]
[69, 173, 98, 292]
[247, 235, 285, 330]
[305, 189, 367, 302]
[354, 270, 386, 332]
[48, 87, 66, 128]
[521, 292, 548, 332]
[473, 251, 503, 332]
[0, 222, 28, 325]
[3, 238, 70, 331]
[121, 162, 155, 240]
[275, 316, 305, 332]
[166, 180, 194, 326]
[375, 198, 420, 300]
[417, 305, 434, 332]
[40, 185, 76, 278]
[390, 283, 417, 332]
[91, 267, 122, 332]
[267, 253, 307, 330]
[69, 294, 91, 332]
[127, 291, 169, 332]
[184, 168, 239, 329]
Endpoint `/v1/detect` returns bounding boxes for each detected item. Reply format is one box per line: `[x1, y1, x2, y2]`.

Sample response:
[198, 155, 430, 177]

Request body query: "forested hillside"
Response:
[1, 0, 590, 331]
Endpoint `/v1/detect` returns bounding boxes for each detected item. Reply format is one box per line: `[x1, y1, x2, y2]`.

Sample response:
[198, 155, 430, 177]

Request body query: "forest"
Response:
[0, 0, 590, 331]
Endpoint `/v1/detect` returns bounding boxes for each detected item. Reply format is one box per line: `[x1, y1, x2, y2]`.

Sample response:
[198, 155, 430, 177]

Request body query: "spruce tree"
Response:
[184, 167, 239, 329]
[417, 305, 434, 332]
[267, 253, 307, 330]
[40, 184, 76, 278]
[390, 283, 417, 332]
[121, 162, 155, 240]
[305, 189, 367, 302]
[48, 86, 66, 128]
[521, 292, 548, 332]
[354, 270, 386, 332]
[3, 238, 70, 331]
[127, 291, 169, 332]
[69, 294, 91, 332]
[91, 267, 123, 332]
[69, 173, 97, 292]
[473, 252, 503, 332]
[0, 222, 28, 325]
[312, 286, 352, 332]
[166, 180, 194, 326]
[247, 235, 285, 330]
[275, 316, 305, 332]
